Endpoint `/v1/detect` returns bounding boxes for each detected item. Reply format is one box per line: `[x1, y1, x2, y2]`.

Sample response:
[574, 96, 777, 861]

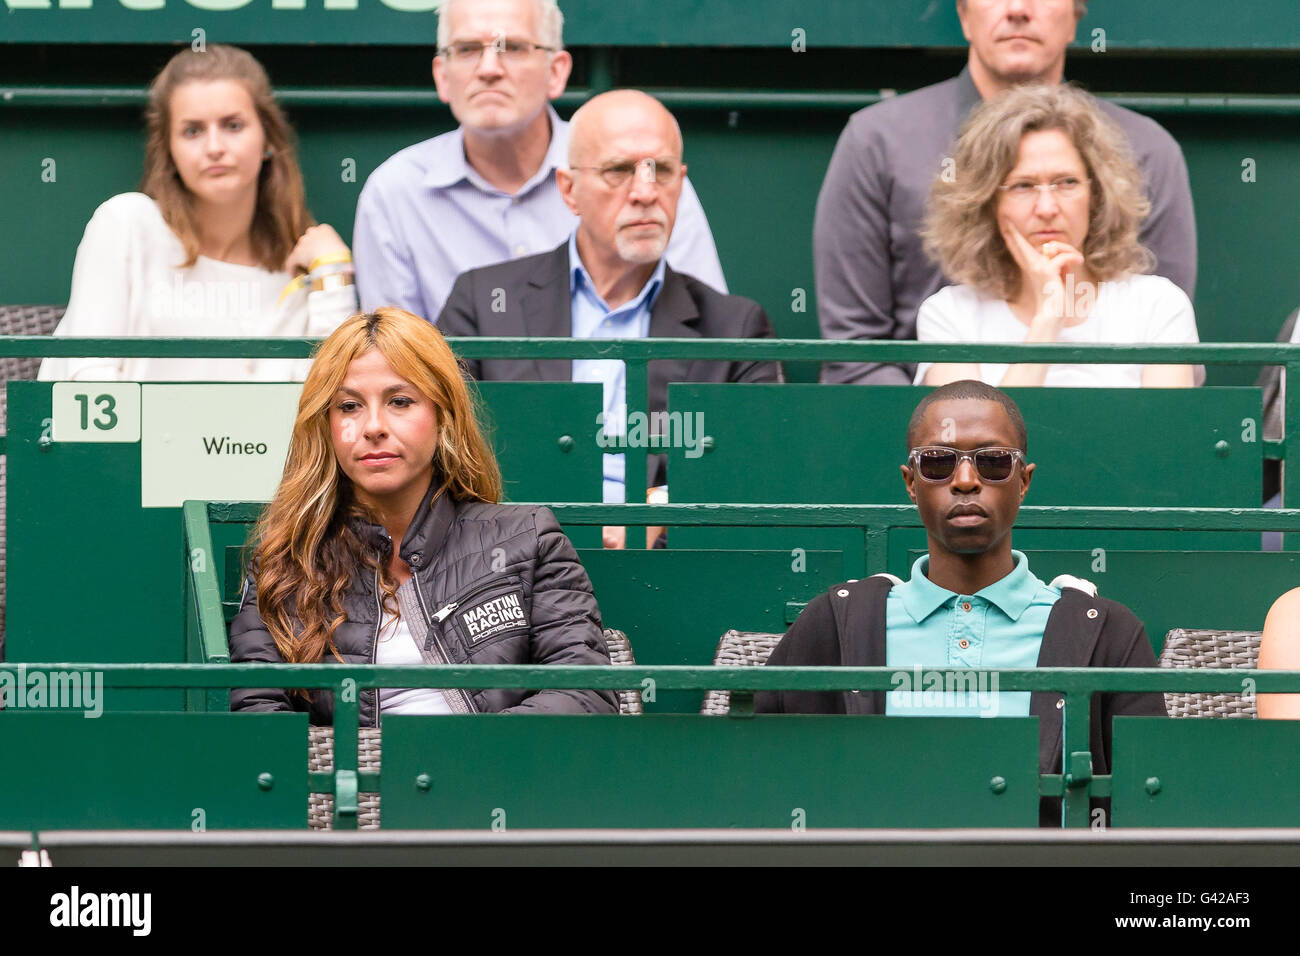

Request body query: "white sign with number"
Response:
[51, 383, 141, 442]
[140, 384, 302, 508]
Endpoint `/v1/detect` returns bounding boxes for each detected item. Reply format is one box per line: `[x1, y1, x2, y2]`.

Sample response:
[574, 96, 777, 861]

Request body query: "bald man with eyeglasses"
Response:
[437, 90, 783, 546]
[353, 0, 727, 324]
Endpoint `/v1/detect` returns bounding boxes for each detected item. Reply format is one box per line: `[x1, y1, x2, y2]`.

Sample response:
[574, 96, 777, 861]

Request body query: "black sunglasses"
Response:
[908, 446, 1025, 483]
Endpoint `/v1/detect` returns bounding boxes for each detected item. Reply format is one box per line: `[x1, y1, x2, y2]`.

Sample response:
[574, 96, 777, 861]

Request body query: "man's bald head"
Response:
[567, 90, 683, 168]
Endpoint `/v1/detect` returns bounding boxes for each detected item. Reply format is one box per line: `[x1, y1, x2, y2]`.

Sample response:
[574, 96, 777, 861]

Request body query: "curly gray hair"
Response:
[921, 82, 1152, 301]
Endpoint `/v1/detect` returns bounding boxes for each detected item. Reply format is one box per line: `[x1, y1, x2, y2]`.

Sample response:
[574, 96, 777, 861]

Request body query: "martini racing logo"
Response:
[454, 588, 529, 645]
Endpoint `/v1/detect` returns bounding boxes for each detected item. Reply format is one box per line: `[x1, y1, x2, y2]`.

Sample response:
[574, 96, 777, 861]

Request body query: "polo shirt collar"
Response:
[901, 549, 1039, 623]
[567, 230, 667, 313]
[423, 104, 568, 194]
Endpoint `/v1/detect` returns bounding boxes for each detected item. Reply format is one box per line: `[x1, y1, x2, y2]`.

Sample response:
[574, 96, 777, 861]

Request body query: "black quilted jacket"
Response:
[228, 482, 617, 724]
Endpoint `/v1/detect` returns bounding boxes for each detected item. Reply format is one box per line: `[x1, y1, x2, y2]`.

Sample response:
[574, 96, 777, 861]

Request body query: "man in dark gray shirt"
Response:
[816, 0, 1197, 385]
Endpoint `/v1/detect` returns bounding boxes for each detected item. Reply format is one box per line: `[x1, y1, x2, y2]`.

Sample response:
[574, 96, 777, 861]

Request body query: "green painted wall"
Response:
[4, 0, 1299, 48]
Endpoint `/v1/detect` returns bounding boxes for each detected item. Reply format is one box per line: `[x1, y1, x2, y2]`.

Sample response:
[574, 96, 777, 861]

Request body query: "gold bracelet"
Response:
[311, 272, 355, 294]
[308, 251, 353, 272]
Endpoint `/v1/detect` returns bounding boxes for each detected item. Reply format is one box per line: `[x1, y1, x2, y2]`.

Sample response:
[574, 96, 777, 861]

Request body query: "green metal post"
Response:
[1060, 690, 1094, 828]
[1284, 358, 1300, 549]
[182, 501, 231, 711]
[183, 544, 202, 713]
[333, 682, 360, 831]
[624, 357, 650, 546]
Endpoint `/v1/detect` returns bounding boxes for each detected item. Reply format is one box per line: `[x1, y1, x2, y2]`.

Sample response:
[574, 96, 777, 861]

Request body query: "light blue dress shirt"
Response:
[884, 551, 1060, 717]
[353, 106, 726, 322]
[568, 231, 665, 503]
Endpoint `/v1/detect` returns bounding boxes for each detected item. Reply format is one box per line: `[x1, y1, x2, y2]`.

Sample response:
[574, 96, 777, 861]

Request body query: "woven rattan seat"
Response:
[308, 726, 383, 830]
[604, 627, 642, 716]
[701, 629, 783, 715]
[1158, 628, 1262, 718]
[305, 628, 638, 828]
[0, 305, 65, 661]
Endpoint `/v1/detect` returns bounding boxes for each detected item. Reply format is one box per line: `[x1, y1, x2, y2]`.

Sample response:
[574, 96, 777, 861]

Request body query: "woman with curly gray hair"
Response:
[916, 83, 1197, 388]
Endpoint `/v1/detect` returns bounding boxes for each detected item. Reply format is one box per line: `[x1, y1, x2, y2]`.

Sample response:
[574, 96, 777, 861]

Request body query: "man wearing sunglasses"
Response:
[756, 380, 1165, 826]
[353, 0, 727, 323]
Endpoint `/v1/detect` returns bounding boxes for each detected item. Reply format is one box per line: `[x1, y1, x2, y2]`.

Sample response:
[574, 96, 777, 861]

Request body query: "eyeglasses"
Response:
[437, 37, 556, 66]
[997, 176, 1090, 205]
[569, 157, 682, 189]
[908, 446, 1025, 483]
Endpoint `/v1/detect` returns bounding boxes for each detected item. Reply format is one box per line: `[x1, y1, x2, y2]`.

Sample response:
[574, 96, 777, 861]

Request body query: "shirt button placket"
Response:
[951, 597, 980, 668]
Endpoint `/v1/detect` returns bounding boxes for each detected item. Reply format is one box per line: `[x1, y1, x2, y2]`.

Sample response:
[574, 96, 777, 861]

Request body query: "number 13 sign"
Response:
[50, 383, 141, 443]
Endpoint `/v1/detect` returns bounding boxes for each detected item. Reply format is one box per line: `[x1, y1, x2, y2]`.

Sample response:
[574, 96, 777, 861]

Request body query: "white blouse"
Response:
[39, 192, 357, 382]
[914, 273, 1199, 387]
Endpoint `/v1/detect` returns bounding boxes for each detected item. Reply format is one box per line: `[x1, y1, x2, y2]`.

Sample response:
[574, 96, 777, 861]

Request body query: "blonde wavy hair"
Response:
[141, 44, 312, 272]
[922, 82, 1153, 301]
[250, 308, 502, 667]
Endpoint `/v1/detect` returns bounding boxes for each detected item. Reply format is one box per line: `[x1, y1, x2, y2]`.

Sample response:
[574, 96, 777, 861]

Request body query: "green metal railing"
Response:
[193, 501, 1300, 598]
[7, 660, 1300, 830]
[6, 86, 1300, 116]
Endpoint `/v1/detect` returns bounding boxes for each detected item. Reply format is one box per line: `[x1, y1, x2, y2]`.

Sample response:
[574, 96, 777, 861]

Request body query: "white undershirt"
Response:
[914, 273, 1199, 387]
[375, 611, 453, 716]
[38, 192, 357, 383]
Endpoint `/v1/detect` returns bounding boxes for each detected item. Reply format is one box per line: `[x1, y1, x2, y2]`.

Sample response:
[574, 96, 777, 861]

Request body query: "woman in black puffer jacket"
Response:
[228, 307, 617, 723]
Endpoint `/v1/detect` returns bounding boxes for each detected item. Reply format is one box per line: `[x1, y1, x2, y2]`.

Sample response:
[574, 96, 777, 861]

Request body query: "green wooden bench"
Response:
[0, 711, 308, 830]
[380, 713, 1041, 829]
[1111, 716, 1300, 827]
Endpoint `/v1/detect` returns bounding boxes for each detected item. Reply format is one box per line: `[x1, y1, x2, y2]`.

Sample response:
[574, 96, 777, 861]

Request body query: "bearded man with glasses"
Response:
[756, 380, 1165, 827]
[353, 0, 727, 324]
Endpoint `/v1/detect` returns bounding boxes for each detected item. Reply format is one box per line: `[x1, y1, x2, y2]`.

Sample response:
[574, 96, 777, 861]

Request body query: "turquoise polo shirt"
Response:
[884, 551, 1060, 717]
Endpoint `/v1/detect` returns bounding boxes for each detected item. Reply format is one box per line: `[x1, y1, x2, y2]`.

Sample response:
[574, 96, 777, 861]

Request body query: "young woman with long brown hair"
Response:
[229, 307, 617, 722]
[40, 44, 357, 382]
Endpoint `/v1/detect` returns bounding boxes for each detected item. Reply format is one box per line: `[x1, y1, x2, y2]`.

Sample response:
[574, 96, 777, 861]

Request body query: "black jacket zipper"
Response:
[369, 569, 383, 727]
[412, 575, 479, 714]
